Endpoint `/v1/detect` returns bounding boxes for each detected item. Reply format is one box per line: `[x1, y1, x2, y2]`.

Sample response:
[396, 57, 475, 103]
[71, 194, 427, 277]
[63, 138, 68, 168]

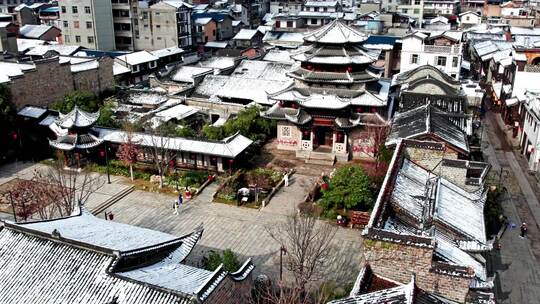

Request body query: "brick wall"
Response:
[9, 58, 73, 109]
[8, 57, 114, 109]
[72, 57, 114, 96]
[363, 239, 472, 302]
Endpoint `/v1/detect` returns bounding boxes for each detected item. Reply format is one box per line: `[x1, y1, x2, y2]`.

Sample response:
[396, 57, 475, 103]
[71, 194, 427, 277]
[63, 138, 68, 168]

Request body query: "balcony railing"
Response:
[422, 44, 461, 54]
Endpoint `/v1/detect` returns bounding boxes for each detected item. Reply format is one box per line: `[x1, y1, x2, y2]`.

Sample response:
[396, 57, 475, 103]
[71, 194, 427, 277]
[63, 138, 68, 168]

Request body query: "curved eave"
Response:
[49, 139, 76, 151]
[76, 138, 104, 149]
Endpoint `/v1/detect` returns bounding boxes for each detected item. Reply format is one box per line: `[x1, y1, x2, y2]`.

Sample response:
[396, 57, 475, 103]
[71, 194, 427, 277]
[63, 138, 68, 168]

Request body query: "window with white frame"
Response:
[410, 54, 418, 64]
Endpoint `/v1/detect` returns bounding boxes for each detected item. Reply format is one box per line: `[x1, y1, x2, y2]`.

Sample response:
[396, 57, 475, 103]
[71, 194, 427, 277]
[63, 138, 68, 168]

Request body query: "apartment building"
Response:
[397, 0, 424, 25]
[136, 0, 193, 51]
[400, 30, 463, 80]
[0, 0, 22, 14]
[59, 0, 115, 50]
[269, 0, 303, 14]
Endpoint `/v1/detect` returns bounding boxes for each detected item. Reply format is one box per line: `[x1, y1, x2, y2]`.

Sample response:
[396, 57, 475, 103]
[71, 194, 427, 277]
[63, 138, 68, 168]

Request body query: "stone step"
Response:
[91, 185, 135, 215]
[305, 152, 335, 166]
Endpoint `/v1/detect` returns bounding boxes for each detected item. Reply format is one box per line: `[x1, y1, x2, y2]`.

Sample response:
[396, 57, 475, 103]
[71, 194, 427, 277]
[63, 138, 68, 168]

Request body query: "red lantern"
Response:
[208, 175, 214, 181]
[347, 66, 353, 72]
[356, 107, 363, 113]
[229, 159, 234, 164]
[337, 133, 343, 140]
[307, 64, 312, 70]
[303, 130, 309, 136]
[371, 107, 377, 113]
[11, 132, 17, 140]
[99, 150, 105, 157]
[321, 183, 329, 190]
[169, 160, 175, 167]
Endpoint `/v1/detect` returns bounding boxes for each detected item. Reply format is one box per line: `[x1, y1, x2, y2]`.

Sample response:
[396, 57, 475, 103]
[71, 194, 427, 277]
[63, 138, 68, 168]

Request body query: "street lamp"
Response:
[100, 143, 111, 184]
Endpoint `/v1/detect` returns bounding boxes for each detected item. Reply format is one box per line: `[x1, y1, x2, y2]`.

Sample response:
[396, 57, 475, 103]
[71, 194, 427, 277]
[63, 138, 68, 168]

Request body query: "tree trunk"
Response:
[129, 165, 134, 181]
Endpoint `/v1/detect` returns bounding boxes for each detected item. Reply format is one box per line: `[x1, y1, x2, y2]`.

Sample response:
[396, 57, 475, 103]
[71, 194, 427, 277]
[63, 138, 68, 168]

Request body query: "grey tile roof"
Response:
[0, 227, 193, 304]
[386, 105, 469, 154]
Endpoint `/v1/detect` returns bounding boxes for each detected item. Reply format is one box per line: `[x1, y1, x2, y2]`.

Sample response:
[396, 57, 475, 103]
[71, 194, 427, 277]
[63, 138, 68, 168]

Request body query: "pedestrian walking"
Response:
[178, 194, 183, 206]
[520, 222, 528, 238]
[173, 200, 179, 215]
[284, 173, 289, 187]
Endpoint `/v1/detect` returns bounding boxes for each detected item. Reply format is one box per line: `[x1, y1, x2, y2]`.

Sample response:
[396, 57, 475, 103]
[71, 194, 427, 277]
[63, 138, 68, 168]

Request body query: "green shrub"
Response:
[202, 249, 240, 272]
[319, 165, 374, 212]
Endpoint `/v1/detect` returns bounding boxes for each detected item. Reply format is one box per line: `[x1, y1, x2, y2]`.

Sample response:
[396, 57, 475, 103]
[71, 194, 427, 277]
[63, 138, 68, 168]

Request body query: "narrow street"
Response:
[484, 111, 540, 303]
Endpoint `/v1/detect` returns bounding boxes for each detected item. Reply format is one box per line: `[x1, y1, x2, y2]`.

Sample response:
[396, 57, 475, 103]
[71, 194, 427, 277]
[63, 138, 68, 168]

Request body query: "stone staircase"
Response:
[91, 185, 135, 215]
[304, 151, 336, 166]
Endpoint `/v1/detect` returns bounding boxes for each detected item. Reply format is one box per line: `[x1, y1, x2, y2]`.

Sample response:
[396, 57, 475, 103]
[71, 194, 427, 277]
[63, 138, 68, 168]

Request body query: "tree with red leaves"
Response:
[116, 130, 139, 181]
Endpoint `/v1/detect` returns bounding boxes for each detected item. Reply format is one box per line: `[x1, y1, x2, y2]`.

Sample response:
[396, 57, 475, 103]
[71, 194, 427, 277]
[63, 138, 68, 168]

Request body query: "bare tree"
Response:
[365, 124, 390, 168]
[1, 160, 104, 221]
[148, 131, 177, 188]
[266, 206, 338, 294]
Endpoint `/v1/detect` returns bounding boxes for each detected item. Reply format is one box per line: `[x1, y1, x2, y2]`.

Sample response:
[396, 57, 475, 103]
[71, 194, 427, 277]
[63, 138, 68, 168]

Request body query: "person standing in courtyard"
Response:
[284, 172, 289, 187]
[520, 222, 528, 238]
[178, 193, 183, 207]
[173, 200, 179, 215]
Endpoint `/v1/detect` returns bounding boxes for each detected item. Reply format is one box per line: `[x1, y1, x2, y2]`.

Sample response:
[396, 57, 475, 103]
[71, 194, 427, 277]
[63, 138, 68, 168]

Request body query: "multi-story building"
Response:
[423, 0, 459, 17]
[269, 0, 303, 14]
[0, 0, 22, 14]
[520, 90, 540, 172]
[59, 0, 115, 50]
[400, 30, 463, 80]
[135, 0, 193, 51]
[397, 0, 424, 25]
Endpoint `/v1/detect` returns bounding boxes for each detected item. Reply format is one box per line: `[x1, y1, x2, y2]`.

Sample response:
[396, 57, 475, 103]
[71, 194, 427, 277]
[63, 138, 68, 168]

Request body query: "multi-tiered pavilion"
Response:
[263, 19, 390, 163]
[49, 106, 103, 167]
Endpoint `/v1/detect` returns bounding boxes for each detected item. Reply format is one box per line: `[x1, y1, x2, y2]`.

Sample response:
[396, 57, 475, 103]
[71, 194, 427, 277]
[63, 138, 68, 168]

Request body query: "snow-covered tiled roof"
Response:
[117, 51, 158, 66]
[204, 41, 229, 48]
[55, 106, 99, 128]
[195, 74, 289, 105]
[304, 19, 368, 44]
[21, 210, 179, 252]
[113, 61, 131, 75]
[94, 127, 253, 158]
[0, 226, 193, 304]
[19, 24, 57, 39]
[386, 105, 469, 153]
[0, 61, 34, 83]
[231, 60, 292, 81]
[153, 104, 199, 122]
[195, 17, 213, 25]
[198, 56, 236, 70]
[150, 46, 184, 58]
[125, 92, 168, 105]
[233, 29, 259, 40]
[17, 38, 47, 53]
[304, 0, 338, 7]
[25, 44, 80, 56]
[262, 49, 294, 64]
[172, 65, 213, 83]
[17, 106, 46, 118]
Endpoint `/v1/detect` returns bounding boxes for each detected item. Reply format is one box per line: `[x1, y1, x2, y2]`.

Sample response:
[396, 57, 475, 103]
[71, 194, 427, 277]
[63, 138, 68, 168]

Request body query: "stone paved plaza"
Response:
[0, 162, 363, 284]
[98, 177, 363, 283]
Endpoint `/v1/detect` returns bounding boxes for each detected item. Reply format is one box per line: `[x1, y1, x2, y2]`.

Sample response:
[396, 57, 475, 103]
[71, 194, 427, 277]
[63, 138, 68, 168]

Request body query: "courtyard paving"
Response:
[97, 174, 363, 283]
